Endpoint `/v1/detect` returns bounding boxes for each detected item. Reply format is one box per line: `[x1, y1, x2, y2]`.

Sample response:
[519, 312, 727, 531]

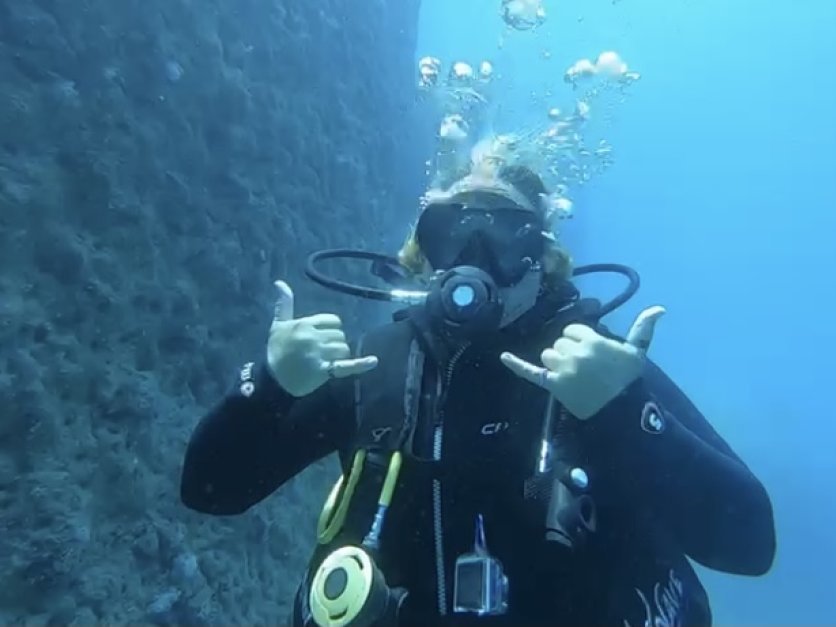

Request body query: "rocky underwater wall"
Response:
[0, 0, 424, 622]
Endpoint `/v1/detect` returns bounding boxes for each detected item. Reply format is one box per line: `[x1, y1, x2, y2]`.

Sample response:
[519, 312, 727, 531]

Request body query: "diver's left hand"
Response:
[500, 306, 666, 420]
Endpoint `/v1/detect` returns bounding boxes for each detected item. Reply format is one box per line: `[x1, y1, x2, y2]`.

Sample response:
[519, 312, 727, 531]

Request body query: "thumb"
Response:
[625, 305, 666, 352]
[271, 280, 294, 328]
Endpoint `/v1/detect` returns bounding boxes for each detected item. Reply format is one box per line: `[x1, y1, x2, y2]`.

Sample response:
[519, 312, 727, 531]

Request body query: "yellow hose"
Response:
[379, 451, 402, 507]
[317, 449, 366, 544]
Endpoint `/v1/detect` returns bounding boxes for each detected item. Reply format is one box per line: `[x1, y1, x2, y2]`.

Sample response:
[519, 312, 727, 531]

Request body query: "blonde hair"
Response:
[397, 166, 574, 288]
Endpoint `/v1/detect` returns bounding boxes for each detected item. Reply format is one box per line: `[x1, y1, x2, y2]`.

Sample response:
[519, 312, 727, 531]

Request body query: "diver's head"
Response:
[400, 165, 573, 288]
[398, 165, 573, 335]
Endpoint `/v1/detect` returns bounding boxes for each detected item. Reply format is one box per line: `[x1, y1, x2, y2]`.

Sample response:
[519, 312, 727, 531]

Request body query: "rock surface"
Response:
[0, 0, 425, 622]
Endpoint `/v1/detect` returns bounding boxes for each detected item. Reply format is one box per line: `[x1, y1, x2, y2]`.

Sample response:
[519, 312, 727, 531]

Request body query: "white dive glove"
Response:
[266, 280, 379, 397]
[500, 306, 666, 420]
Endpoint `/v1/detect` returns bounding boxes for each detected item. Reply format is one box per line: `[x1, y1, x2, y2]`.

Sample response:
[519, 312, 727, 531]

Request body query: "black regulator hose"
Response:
[571, 263, 640, 318]
[305, 249, 406, 302]
[305, 249, 640, 316]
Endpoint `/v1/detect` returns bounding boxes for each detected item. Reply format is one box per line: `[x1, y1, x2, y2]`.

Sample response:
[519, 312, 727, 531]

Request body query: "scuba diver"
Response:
[180, 164, 776, 626]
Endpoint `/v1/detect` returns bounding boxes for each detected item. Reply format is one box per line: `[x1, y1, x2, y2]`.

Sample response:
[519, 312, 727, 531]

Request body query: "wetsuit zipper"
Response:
[433, 342, 469, 616]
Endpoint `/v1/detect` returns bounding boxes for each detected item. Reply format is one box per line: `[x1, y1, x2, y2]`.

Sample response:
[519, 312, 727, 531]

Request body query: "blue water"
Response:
[418, 0, 836, 623]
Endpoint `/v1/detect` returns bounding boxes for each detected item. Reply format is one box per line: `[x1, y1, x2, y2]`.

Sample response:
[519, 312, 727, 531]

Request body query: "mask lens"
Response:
[415, 203, 466, 268]
[416, 204, 545, 282]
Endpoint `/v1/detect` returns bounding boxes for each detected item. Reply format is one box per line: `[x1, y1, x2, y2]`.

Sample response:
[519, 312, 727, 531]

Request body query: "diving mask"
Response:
[415, 203, 547, 287]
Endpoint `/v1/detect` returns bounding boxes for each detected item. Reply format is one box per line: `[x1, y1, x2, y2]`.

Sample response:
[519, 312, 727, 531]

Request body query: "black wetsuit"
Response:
[181, 289, 775, 626]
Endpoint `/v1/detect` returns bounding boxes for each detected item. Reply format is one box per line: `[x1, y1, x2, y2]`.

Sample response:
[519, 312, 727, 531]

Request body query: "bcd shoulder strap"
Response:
[352, 319, 425, 456]
[313, 321, 424, 548]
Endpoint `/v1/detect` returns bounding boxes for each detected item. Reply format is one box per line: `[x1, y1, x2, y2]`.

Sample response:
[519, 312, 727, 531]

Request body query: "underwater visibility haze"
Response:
[0, 0, 834, 624]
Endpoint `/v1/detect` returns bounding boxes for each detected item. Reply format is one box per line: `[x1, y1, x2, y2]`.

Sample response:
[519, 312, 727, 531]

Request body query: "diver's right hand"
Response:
[266, 280, 379, 397]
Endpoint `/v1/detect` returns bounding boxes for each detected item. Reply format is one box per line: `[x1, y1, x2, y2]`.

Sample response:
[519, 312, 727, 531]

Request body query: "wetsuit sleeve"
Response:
[580, 359, 776, 576]
[180, 359, 354, 515]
